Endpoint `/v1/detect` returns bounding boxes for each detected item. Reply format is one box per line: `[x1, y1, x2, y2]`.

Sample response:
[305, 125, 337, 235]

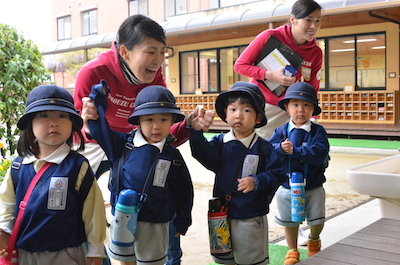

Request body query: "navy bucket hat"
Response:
[128, 85, 185, 125]
[17, 84, 83, 131]
[278, 82, 321, 116]
[215, 81, 267, 128]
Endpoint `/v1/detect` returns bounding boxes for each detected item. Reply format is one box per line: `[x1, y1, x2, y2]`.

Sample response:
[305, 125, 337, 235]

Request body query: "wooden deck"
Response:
[210, 120, 400, 139]
[298, 218, 400, 265]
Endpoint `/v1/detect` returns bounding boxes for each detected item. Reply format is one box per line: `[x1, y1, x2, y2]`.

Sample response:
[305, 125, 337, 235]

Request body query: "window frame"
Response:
[129, 0, 148, 16]
[165, 0, 187, 18]
[209, 0, 220, 9]
[81, 9, 98, 36]
[179, 31, 386, 95]
[179, 45, 247, 94]
[57, 15, 71, 41]
[319, 31, 386, 91]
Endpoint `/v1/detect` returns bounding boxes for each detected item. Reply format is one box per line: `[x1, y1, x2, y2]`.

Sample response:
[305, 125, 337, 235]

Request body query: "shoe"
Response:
[307, 238, 321, 257]
[284, 249, 300, 265]
[297, 228, 308, 246]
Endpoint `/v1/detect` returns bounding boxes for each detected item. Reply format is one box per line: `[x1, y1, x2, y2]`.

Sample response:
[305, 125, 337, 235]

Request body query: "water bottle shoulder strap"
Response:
[223, 133, 257, 208]
[10, 156, 23, 187]
[287, 124, 313, 178]
[114, 130, 137, 197]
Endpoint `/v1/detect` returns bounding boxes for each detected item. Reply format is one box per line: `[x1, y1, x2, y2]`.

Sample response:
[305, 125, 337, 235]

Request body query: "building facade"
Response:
[43, 0, 400, 125]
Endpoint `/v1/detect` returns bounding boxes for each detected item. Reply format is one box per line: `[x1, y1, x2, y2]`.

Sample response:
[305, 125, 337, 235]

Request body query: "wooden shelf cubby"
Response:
[175, 94, 218, 116]
[175, 91, 398, 125]
[318, 91, 398, 124]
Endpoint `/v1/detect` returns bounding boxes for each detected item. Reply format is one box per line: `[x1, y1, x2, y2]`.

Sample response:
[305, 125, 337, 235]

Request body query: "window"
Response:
[323, 32, 385, 90]
[57, 16, 71, 41]
[220, 0, 258, 7]
[220, 48, 240, 92]
[82, 9, 97, 36]
[317, 39, 325, 89]
[129, 0, 148, 16]
[357, 33, 385, 88]
[180, 52, 198, 93]
[165, 0, 187, 18]
[327, 36, 356, 89]
[180, 46, 243, 94]
[180, 32, 386, 95]
[209, 0, 220, 9]
[199, 50, 218, 92]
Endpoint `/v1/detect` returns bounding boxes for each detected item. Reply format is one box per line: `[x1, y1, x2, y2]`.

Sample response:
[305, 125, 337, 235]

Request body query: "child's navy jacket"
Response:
[269, 122, 330, 190]
[89, 91, 193, 235]
[190, 130, 285, 219]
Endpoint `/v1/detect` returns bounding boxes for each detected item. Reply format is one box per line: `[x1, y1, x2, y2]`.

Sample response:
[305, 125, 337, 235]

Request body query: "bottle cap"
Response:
[117, 189, 139, 206]
[209, 197, 224, 212]
[291, 172, 305, 183]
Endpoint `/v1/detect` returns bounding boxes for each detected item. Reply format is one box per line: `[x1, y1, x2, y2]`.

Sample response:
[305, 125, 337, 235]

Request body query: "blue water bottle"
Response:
[108, 189, 139, 260]
[290, 172, 306, 222]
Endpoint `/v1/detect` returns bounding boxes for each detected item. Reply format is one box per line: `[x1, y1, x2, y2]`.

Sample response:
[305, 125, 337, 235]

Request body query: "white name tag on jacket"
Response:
[241, 154, 259, 179]
[48, 177, 68, 210]
[153, 159, 171, 188]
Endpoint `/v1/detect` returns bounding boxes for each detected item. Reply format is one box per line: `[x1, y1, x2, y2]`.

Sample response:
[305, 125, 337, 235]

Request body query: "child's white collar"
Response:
[223, 130, 258, 149]
[23, 142, 70, 165]
[288, 119, 312, 132]
[134, 129, 165, 152]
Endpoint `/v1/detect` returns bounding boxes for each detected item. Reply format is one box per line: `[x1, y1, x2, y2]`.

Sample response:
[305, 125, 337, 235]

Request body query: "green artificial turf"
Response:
[328, 138, 399, 149]
[203, 133, 400, 150]
[207, 243, 308, 265]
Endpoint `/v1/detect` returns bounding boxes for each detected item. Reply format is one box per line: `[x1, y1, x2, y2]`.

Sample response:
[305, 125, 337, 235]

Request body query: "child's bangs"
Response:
[227, 95, 254, 107]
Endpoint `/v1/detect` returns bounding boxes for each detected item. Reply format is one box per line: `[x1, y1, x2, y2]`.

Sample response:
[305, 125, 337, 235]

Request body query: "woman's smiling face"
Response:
[120, 37, 166, 83]
[290, 8, 322, 45]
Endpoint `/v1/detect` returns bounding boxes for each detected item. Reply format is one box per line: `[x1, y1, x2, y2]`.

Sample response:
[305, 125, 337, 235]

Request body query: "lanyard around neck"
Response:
[287, 125, 311, 178]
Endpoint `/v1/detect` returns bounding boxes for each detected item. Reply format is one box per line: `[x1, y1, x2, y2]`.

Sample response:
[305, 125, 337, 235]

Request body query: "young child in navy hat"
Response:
[189, 81, 285, 265]
[269, 82, 330, 265]
[0, 84, 106, 265]
[86, 81, 193, 265]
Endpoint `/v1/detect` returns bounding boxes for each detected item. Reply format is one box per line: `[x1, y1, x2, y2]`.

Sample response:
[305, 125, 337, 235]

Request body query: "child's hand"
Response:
[86, 257, 102, 265]
[0, 249, 16, 259]
[0, 230, 10, 258]
[174, 233, 183, 237]
[281, 139, 293, 155]
[82, 97, 99, 121]
[189, 105, 215, 132]
[0, 248, 7, 258]
[81, 97, 100, 136]
[237, 177, 255, 193]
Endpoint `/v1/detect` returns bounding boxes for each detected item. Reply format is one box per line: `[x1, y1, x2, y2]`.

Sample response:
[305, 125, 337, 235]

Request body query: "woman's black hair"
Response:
[116, 14, 166, 50]
[291, 0, 322, 19]
[17, 113, 85, 158]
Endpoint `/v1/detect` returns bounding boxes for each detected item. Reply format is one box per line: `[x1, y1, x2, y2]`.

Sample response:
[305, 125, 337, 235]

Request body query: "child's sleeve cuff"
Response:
[86, 243, 106, 258]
